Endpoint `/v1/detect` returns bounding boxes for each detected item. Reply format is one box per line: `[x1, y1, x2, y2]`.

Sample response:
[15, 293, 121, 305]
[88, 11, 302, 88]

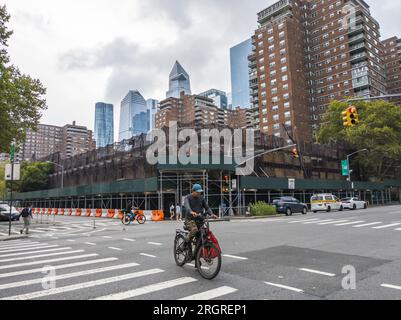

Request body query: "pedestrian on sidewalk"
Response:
[176, 203, 182, 221]
[20, 204, 33, 235]
[170, 203, 175, 220]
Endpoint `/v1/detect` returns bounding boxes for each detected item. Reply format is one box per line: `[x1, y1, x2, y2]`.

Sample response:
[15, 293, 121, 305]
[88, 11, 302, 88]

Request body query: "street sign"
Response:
[288, 178, 295, 190]
[341, 160, 349, 176]
[5, 164, 21, 181]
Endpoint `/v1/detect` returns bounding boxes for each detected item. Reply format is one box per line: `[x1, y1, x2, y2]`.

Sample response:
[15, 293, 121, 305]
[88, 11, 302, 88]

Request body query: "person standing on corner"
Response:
[20, 204, 33, 235]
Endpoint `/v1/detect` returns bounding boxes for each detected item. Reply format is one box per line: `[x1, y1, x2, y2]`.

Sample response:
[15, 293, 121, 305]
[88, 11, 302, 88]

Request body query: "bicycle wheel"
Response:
[136, 214, 146, 224]
[174, 234, 189, 267]
[122, 215, 131, 225]
[195, 242, 221, 280]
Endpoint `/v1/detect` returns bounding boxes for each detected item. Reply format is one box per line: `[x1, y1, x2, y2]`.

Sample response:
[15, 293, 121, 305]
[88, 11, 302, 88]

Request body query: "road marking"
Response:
[299, 268, 336, 277]
[123, 238, 136, 242]
[148, 242, 163, 246]
[288, 219, 320, 224]
[0, 253, 98, 271]
[26, 229, 46, 233]
[140, 253, 156, 258]
[0, 247, 73, 258]
[0, 243, 46, 251]
[0, 250, 85, 263]
[108, 247, 122, 251]
[303, 219, 334, 224]
[0, 240, 36, 246]
[84, 242, 97, 246]
[372, 223, 401, 229]
[0, 262, 139, 290]
[102, 236, 113, 239]
[179, 286, 238, 300]
[264, 281, 304, 293]
[222, 254, 248, 260]
[335, 221, 365, 226]
[0, 257, 118, 279]
[0, 232, 7, 236]
[353, 222, 382, 228]
[2, 269, 164, 300]
[93, 277, 197, 300]
[0, 244, 56, 254]
[66, 240, 76, 242]
[185, 263, 209, 270]
[318, 220, 350, 225]
[381, 283, 401, 291]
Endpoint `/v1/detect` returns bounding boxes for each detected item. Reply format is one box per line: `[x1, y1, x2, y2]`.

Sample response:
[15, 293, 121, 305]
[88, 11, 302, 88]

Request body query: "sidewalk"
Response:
[0, 235, 29, 242]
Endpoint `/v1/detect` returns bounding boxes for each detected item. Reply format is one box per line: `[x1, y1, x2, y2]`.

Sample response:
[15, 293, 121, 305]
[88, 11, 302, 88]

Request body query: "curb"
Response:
[229, 214, 284, 220]
[0, 235, 29, 242]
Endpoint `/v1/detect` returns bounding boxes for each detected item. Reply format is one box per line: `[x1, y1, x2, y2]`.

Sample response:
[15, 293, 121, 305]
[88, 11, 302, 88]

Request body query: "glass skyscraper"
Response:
[166, 61, 191, 98]
[94, 102, 114, 148]
[147, 99, 159, 130]
[230, 38, 252, 109]
[199, 89, 228, 109]
[118, 90, 148, 141]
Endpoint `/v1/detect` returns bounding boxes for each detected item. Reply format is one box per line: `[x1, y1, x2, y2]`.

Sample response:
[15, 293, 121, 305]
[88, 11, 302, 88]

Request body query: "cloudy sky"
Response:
[3, 0, 401, 138]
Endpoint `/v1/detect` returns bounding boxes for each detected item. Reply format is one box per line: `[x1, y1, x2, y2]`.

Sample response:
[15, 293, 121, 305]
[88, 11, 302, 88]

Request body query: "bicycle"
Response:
[121, 210, 146, 225]
[174, 217, 222, 280]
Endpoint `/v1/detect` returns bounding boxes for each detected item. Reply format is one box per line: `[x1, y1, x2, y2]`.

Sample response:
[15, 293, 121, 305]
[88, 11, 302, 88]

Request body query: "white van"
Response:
[311, 194, 343, 213]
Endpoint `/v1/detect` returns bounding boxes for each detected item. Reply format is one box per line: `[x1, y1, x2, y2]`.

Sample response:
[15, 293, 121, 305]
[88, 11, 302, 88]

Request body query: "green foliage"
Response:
[317, 100, 401, 180]
[6, 162, 53, 193]
[0, 162, 5, 199]
[250, 201, 277, 216]
[0, 5, 47, 153]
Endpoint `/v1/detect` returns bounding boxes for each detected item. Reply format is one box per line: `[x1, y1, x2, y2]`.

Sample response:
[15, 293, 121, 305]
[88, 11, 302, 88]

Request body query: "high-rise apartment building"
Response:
[166, 61, 192, 99]
[249, 0, 387, 140]
[20, 124, 63, 161]
[94, 102, 114, 148]
[62, 121, 95, 159]
[382, 37, 401, 105]
[147, 99, 159, 130]
[230, 39, 253, 109]
[155, 93, 250, 130]
[199, 89, 228, 109]
[118, 90, 148, 141]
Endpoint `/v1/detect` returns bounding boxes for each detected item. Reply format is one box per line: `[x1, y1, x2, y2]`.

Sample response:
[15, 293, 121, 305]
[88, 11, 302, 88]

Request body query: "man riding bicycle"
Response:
[182, 184, 218, 243]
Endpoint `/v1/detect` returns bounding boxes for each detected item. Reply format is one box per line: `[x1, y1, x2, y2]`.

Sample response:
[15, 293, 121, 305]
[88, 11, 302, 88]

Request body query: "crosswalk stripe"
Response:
[0, 232, 7, 236]
[288, 219, 320, 224]
[0, 242, 42, 250]
[0, 247, 72, 258]
[123, 238, 136, 242]
[353, 222, 382, 228]
[0, 250, 85, 263]
[148, 242, 163, 246]
[140, 253, 156, 258]
[264, 281, 304, 293]
[93, 277, 197, 300]
[299, 268, 336, 277]
[381, 283, 401, 291]
[108, 247, 122, 251]
[0, 257, 118, 279]
[223, 254, 248, 260]
[372, 223, 401, 229]
[335, 221, 365, 226]
[318, 220, 349, 225]
[0, 262, 140, 290]
[303, 219, 333, 224]
[0, 244, 56, 254]
[0, 253, 98, 271]
[2, 268, 164, 300]
[179, 286, 238, 300]
[28, 229, 46, 233]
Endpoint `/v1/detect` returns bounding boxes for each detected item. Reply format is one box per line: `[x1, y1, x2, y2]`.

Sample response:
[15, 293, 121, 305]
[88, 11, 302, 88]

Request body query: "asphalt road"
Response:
[0, 204, 401, 300]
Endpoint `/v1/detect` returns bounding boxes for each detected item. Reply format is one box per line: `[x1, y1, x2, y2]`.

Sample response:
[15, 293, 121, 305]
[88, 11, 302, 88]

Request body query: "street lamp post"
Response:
[346, 149, 368, 191]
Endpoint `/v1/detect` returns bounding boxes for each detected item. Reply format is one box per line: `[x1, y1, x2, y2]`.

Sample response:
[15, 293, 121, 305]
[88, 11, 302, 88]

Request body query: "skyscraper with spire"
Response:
[166, 61, 191, 99]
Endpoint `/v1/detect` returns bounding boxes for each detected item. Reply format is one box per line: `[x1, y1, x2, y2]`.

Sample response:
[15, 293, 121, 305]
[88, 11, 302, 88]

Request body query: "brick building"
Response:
[382, 37, 401, 105]
[249, 0, 387, 141]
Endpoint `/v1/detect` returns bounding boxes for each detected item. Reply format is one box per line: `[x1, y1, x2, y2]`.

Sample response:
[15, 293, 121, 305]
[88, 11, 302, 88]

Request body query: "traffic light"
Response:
[222, 175, 230, 193]
[342, 106, 359, 127]
[291, 148, 300, 159]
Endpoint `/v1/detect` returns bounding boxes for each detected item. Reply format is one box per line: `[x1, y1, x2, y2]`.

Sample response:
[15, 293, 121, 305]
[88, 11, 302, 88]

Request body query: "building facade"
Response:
[147, 99, 159, 130]
[230, 38, 253, 109]
[249, 0, 387, 140]
[155, 92, 251, 130]
[61, 121, 95, 159]
[382, 37, 401, 105]
[166, 61, 192, 99]
[20, 124, 63, 161]
[118, 90, 148, 141]
[94, 102, 114, 148]
[199, 89, 229, 109]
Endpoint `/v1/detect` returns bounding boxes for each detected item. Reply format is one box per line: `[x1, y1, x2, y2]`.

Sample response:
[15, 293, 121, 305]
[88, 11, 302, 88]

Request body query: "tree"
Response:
[317, 100, 401, 181]
[0, 5, 47, 154]
[7, 162, 53, 193]
[0, 162, 5, 199]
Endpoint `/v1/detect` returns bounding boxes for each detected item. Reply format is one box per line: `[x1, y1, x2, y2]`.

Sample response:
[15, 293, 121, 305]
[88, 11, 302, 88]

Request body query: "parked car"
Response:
[311, 194, 343, 213]
[272, 197, 308, 216]
[341, 197, 368, 210]
[0, 203, 21, 222]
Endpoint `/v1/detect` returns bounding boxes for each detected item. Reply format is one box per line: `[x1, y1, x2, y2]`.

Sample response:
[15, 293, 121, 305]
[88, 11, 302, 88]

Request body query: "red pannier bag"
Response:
[203, 230, 222, 259]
